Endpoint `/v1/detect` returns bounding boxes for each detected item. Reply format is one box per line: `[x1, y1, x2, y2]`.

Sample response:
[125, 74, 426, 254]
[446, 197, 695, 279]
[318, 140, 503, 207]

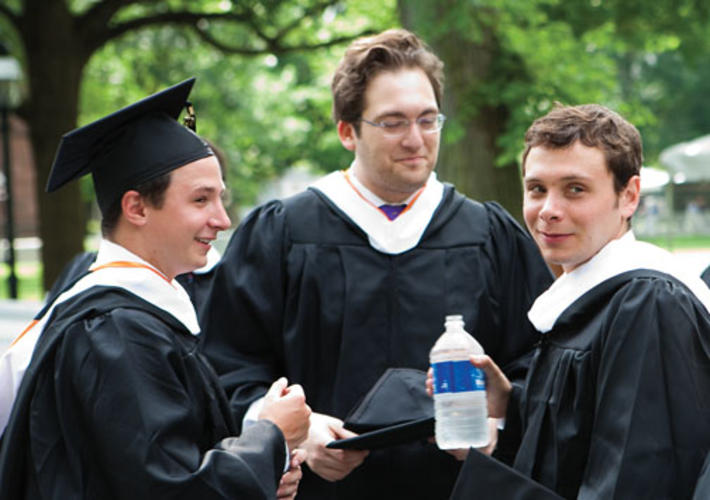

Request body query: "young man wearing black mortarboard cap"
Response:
[0, 78, 310, 500]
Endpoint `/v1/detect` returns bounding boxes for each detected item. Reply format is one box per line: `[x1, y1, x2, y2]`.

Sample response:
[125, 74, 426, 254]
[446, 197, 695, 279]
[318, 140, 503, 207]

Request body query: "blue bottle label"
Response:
[432, 360, 485, 394]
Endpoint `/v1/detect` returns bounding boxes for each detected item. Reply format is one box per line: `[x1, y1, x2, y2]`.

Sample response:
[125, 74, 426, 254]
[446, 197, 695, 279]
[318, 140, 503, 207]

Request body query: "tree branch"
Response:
[86, 10, 252, 52]
[81, 0, 141, 23]
[272, 0, 338, 41]
[195, 26, 376, 56]
[0, 1, 20, 29]
[80, 2, 372, 59]
[193, 28, 270, 56]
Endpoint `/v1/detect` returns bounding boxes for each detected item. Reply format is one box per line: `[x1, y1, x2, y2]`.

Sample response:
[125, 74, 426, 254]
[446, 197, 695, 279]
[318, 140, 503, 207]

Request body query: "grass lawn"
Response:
[637, 234, 710, 250]
[0, 260, 43, 301]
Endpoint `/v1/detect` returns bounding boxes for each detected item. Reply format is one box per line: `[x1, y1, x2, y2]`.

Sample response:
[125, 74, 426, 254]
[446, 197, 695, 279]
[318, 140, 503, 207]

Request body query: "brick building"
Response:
[0, 114, 38, 238]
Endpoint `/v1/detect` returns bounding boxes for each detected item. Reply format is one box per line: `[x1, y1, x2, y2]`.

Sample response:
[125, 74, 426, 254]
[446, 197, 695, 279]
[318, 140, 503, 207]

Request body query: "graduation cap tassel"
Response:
[184, 101, 196, 132]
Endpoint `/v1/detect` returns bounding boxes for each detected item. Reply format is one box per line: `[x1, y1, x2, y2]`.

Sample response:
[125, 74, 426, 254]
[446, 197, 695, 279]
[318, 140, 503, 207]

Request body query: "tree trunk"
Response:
[398, 0, 525, 223]
[22, 3, 88, 291]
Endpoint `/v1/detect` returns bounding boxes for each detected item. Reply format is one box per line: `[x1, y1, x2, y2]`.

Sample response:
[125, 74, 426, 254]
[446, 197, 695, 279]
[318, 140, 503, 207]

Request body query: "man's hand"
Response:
[426, 356, 511, 460]
[470, 354, 512, 419]
[276, 448, 307, 499]
[301, 412, 369, 482]
[442, 418, 500, 460]
[259, 377, 312, 450]
[426, 357, 511, 419]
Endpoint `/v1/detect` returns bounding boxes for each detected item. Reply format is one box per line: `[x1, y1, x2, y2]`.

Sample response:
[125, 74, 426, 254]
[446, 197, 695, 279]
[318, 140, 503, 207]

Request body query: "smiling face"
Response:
[523, 141, 640, 273]
[338, 68, 441, 203]
[142, 156, 231, 280]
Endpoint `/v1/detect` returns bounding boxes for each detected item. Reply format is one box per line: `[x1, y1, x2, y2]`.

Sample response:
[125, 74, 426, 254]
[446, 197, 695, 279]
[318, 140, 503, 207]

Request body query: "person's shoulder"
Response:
[242, 189, 321, 223]
[421, 185, 488, 244]
[599, 269, 710, 321]
[443, 187, 530, 238]
[613, 269, 697, 293]
[445, 187, 519, 225]
[52, 286, 185, 339]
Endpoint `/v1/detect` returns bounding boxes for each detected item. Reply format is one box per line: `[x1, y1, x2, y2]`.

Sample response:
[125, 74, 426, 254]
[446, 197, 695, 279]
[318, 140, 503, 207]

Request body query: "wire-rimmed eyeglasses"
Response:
[360, 113, 446, 138]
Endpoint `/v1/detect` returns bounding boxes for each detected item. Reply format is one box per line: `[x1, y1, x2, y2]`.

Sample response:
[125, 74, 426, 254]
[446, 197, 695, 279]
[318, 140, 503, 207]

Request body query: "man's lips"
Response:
[537, 230, 572, 243]
[396, 155, 426, 163]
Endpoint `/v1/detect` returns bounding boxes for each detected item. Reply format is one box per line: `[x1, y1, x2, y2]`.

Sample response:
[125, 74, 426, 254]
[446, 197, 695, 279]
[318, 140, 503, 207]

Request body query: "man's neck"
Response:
[106, 231, 174, 281]
[349, 166, 417, 205]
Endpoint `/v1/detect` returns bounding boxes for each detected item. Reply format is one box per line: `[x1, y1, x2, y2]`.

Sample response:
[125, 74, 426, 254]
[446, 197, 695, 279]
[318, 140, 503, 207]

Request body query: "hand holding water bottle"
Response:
[427, 330, 513, 459]
[468, 354, 512, 419]
[429, 315, 489, 450]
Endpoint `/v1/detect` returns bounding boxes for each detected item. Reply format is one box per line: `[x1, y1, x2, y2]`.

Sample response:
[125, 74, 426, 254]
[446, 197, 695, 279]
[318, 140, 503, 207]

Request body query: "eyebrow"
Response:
[191, 185, 223, 195]
[373, 107, 439, 120]
[523, 175, 592, 183]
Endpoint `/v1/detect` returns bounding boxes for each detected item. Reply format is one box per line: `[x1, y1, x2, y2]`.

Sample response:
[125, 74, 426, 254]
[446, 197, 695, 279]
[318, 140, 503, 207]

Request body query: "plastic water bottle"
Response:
[430, 314, 489, 449]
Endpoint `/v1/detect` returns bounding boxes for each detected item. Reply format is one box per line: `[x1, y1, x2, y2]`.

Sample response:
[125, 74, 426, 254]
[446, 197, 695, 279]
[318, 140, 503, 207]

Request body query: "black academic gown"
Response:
[466, 270, 710, 500]
[200, 185, 553, 500]
[0, 287, 286, 500]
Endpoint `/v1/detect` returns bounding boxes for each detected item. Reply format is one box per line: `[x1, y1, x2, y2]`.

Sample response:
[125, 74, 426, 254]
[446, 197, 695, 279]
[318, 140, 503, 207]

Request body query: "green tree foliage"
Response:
[399, 0, 710, 219]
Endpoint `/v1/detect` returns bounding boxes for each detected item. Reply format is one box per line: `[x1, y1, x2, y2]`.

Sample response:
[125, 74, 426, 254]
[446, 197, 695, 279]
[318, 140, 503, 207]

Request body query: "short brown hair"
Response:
[331, 29, 444, 133]
[522, 104, 642, 193]
[100, 172, 172, 237]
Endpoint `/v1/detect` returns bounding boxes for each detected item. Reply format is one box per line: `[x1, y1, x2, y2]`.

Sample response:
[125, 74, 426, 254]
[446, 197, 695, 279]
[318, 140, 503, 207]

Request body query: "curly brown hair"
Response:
[522, 104, 643, 193]
[331, 29, 444, 134]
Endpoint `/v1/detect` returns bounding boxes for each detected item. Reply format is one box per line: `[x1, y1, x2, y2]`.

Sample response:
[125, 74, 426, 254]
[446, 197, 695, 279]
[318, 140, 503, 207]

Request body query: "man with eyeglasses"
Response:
[200, 29, 552, 500]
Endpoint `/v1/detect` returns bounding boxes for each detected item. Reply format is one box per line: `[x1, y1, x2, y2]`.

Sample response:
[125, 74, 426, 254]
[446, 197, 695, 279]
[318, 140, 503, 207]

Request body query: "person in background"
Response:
[0, 79, 310, 500]
[200, 29, 553, 500]
[441, 103, 710, 499]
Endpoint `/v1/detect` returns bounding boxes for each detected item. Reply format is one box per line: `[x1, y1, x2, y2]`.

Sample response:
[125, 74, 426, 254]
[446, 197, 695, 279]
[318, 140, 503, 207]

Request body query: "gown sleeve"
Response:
[200, 201, 289, 425]
[576, 278, 710, 499]
[44, 307, 286, 500]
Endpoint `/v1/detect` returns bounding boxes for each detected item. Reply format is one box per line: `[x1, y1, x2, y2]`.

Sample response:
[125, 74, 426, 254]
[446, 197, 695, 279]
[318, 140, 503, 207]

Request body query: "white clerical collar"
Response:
[310, 168, 444, 254]
[86, 239, 200, 334]
[528, 231, 710, 332]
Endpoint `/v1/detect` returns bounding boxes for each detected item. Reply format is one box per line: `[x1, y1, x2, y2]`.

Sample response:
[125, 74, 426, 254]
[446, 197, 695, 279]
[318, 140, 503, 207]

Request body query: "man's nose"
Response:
[539, 193, 563, 221]
[400, 121, 425, 148]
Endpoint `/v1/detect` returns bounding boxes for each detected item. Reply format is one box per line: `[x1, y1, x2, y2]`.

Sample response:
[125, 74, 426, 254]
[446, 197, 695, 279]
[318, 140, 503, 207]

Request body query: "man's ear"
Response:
[121, 190, 148, 227]
[337, 120, 357, 152]
[621, 174, 641, 219]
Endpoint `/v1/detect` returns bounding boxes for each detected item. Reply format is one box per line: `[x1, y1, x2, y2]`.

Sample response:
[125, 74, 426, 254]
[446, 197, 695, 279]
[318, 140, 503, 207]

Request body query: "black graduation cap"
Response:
[326, 368, 434, 450]
[46, 77, 213, 215]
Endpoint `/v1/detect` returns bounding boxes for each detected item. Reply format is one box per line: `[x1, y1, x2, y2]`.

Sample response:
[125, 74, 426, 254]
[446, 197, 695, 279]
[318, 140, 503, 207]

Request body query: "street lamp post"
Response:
[0, 45, 21, 299]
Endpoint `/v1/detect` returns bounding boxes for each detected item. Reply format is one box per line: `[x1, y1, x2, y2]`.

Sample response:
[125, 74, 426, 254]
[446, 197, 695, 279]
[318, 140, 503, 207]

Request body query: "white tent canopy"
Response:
[659, 134, 710, 184]
[640, 166, 670, 193]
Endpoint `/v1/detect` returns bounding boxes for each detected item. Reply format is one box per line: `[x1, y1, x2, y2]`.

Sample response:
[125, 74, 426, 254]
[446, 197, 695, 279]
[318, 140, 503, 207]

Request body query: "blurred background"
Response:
[3, 0, 710, 348]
